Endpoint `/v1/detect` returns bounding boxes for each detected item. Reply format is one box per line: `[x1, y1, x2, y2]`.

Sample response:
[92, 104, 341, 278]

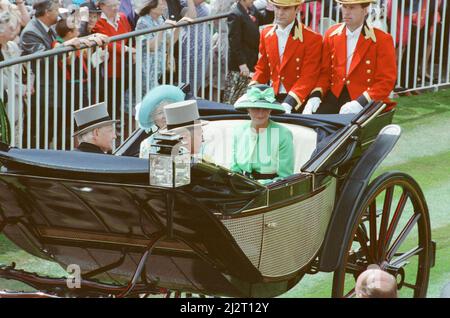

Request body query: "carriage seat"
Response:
[202, 120, 317, 174]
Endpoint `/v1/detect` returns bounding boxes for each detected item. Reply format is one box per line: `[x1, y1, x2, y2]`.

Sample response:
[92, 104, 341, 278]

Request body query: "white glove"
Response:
[281, 102, 292, 114]
[303, 97, 321, 114]
[339, 100, 363, 114]
[91, 48, 108, 68]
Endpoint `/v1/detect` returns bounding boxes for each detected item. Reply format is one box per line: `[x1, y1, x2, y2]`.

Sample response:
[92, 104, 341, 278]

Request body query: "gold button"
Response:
[366, 60, 371, 65]
[346, 80, 351, 85]
[367, 79, 371, 83]
[367, 69, 371, 74]
[331, 55, 335, 59]
[343, 78, 346, 82]
[296, 58, 300, 62]
[296, 75, 300, 78]
[296, 67, 299, 70]
[278, 75, 281, 79]
[281, 76, 285, 80]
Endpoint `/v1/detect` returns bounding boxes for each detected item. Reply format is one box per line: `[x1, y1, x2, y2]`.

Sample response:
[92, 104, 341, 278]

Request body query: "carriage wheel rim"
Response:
[332, 173, 431, 298]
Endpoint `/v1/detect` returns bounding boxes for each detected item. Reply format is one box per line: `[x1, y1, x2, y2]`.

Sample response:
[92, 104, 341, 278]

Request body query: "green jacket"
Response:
[231, 120, 294, 184]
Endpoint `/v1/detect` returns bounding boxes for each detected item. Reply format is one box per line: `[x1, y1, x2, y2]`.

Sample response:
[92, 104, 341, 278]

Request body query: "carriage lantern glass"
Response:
[149, 132, 191, 188]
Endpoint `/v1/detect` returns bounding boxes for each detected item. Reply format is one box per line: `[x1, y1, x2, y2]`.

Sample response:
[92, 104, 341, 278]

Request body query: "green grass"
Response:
[1, 89, 449, 297]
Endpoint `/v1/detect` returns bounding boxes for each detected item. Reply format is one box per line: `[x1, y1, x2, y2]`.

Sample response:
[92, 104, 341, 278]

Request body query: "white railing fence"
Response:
[0, 14, 228, 150]
[1, 1, 449, 150]
[302, 0, 449, 92]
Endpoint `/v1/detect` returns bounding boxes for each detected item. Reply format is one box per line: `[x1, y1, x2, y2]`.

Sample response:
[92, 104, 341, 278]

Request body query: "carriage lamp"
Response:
[149, 132, 191, 188]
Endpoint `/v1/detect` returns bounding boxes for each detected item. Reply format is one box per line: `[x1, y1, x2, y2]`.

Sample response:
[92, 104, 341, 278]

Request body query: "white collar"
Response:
[276, 20, 295, 35]
[346, 24, 363, 37]
[101, 12, 120, 29]
[37, 18, 51, 33]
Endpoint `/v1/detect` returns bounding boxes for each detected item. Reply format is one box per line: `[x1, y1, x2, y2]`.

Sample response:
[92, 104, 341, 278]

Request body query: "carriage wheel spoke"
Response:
[378, 186, 394, 260]
[387, 214, 421, 262]
[334, 173, 430, 298]
[389, 246, 423, 269]
[385, 190, 409, 253]
[368, 201, 377, 262]
[344, 288, 356, 298]
[402, 282, 418, 290]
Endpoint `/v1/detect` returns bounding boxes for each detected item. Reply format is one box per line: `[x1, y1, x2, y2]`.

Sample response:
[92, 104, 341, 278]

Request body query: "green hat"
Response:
[234, 85, 285, 114]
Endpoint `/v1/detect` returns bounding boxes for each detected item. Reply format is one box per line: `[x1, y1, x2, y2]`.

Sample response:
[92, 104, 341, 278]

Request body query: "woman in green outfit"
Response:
[231, 84, 295, 184]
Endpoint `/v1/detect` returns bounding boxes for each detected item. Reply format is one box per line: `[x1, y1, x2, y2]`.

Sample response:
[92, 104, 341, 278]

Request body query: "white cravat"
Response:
[346, 25, 363, 74]
[275, 20, 295, 94]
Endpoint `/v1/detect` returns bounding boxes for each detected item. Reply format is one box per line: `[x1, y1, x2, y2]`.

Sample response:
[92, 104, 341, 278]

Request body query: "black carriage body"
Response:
[0, 102, 396, 297]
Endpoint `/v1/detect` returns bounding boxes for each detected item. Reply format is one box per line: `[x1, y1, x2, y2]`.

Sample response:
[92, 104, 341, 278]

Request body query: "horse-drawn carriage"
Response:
[0, 99, 435, 297]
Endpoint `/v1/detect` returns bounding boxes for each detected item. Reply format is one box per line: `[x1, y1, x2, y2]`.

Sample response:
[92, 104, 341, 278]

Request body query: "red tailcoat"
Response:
[311, 23, 397, 111]
[251, 20, 322, 111]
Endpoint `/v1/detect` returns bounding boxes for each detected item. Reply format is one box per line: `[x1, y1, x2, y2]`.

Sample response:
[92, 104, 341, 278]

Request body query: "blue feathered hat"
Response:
[138, 85, 186, 130]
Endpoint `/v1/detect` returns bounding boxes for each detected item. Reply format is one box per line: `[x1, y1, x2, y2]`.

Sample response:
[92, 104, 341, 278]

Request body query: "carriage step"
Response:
[430, 240, 436, 268]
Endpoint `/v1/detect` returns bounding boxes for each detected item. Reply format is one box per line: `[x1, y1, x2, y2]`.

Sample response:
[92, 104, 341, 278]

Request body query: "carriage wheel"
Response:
[332, 172, 432, 298]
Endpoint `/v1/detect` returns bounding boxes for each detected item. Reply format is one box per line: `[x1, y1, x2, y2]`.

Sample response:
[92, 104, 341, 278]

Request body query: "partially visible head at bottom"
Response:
[355, 265, 398, 298]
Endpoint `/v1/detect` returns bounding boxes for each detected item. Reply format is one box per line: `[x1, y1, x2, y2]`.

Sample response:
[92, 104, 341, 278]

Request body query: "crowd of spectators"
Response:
[386, 0, 449, 90]
[0, 0, 212, 148]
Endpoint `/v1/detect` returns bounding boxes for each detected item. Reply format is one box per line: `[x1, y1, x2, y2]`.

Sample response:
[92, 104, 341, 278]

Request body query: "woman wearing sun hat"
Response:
[231, 84, 294, 184]
[138, 85, 185, 158]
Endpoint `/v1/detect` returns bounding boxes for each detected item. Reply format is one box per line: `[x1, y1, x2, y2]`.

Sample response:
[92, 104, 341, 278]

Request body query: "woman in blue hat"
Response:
[137, 85, 185, 158]
[231, 84, 294, 184]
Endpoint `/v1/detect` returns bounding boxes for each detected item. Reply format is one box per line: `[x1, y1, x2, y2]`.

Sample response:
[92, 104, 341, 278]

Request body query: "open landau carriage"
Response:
[0, 99, 435, 298]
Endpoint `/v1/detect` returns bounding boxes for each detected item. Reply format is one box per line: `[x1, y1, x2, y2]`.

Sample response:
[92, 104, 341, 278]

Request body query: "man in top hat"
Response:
[162, 99, 207, 158]
[303, 0, 397, 115]
[73, 102, 118, 154]
[249, 0, 323, 114]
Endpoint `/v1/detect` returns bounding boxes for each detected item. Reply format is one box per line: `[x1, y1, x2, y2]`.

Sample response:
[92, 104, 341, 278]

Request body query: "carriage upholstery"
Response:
[202, 120, 318, 173]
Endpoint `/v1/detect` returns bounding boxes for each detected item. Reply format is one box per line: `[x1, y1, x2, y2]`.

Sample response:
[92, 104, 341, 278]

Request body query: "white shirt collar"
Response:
[276, 20, 295, 36]
[346, 24, 363, 38]
[37, 18, 50, 33]
[101, 12, 120, 30]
